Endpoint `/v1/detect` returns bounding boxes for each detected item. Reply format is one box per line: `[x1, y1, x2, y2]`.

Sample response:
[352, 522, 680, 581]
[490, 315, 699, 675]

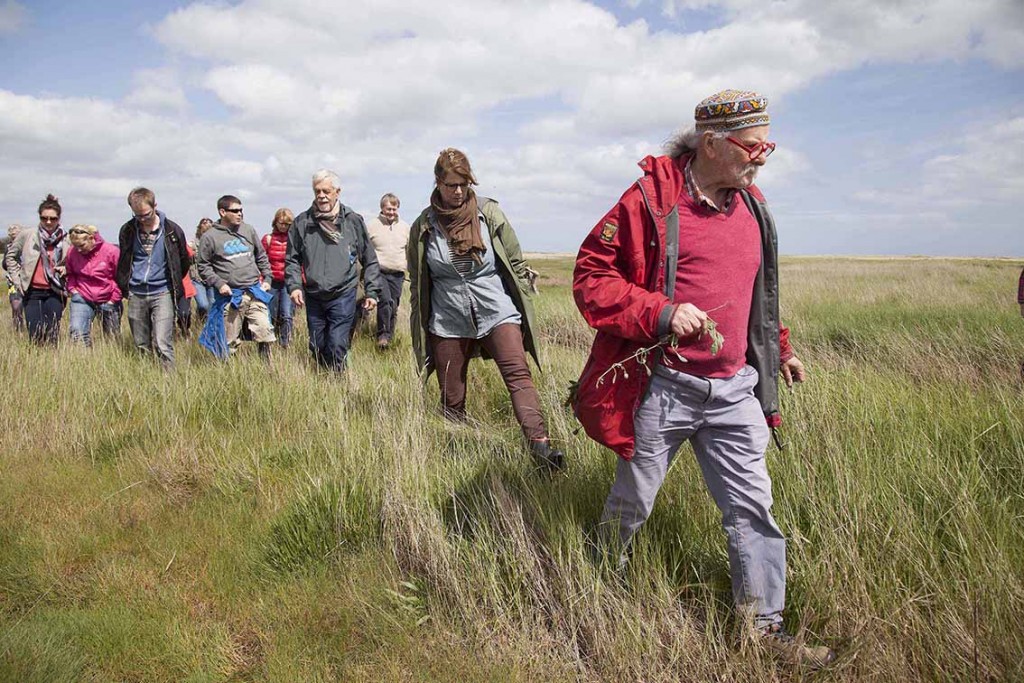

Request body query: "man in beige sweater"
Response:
[366, 193, 410, 348]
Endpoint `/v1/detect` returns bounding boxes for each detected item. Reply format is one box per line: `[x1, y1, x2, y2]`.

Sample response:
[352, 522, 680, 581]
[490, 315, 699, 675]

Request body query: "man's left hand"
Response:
[362, 298, 377, 311]
[260, 281, 271, 292]
[781, 356, 806, 388]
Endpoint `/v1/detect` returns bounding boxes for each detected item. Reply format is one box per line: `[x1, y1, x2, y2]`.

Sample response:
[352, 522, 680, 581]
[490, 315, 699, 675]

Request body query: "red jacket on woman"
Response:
[262, 231, 288, 283]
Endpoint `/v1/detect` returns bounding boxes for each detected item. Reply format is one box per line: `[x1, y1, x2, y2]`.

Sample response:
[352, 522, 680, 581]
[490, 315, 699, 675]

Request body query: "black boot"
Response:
[530, 439, 565, 473]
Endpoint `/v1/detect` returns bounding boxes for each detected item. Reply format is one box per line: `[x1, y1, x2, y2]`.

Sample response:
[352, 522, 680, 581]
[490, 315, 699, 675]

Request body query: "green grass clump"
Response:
[263, 478, 380, 575]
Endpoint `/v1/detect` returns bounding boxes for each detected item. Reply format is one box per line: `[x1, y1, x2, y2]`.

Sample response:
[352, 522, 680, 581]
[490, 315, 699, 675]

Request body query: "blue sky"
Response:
[1, 0, 1022, 256]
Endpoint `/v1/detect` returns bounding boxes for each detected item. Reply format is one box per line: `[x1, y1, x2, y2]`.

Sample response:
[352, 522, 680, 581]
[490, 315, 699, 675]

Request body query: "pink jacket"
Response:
[66, 235, 122, 304]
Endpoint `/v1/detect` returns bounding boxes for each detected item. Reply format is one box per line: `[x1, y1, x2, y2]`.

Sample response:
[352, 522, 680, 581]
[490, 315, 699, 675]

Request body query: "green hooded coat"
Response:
[407, 197, 540, 378]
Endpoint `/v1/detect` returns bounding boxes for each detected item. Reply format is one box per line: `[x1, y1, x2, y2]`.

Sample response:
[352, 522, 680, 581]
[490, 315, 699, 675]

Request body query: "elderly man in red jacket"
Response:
[572, 89, 834, 669]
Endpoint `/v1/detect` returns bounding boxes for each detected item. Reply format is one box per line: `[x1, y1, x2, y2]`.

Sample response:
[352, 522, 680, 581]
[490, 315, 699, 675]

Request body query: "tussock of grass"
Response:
[1, 257, 1023, 681]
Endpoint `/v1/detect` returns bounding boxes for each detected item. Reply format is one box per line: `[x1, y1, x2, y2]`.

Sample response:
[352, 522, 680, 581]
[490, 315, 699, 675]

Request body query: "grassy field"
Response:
[1, 256, 1023, 682]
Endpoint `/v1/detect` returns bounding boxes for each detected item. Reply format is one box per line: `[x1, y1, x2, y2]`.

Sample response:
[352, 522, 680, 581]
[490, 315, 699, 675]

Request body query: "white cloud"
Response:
[0, 0, 26, 34]
[124, 67, 189, 113]
[921, 117, 1024, 203]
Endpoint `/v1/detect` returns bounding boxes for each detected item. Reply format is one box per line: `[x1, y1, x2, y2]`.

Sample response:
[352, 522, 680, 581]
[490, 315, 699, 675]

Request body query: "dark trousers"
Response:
[376, 270, 405, 341]
[10, 292, 24, 332]
[23, 288, 64, 346]
[429, 322, 547, 442]
[176, 295, 192, 336]
[306, 289, 357, 371]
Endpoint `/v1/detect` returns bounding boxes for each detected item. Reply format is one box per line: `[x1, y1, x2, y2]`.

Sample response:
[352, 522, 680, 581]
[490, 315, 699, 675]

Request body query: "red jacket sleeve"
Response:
[779, 323, 793, 363]
[573, 188, 673, 343]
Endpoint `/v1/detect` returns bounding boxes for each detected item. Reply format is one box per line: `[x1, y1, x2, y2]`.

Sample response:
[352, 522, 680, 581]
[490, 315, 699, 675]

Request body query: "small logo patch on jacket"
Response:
[600, 222, 618, 243]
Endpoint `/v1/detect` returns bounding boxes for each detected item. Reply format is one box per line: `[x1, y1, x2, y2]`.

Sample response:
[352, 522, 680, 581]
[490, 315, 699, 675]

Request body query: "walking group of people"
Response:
[3, 90, 855, 669]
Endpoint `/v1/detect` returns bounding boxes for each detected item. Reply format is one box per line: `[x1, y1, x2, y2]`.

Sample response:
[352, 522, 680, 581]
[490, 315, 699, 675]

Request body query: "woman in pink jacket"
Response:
[66, 224, 122, 346]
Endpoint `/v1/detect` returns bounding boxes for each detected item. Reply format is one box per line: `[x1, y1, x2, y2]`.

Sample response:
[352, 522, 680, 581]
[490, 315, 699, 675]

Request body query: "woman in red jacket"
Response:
[262, 208, 294, 348]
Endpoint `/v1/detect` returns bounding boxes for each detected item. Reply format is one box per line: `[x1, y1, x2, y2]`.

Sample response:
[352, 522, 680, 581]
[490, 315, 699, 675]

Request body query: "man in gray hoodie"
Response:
[286, 169, 382, 371]
[198, 195, 275, 359]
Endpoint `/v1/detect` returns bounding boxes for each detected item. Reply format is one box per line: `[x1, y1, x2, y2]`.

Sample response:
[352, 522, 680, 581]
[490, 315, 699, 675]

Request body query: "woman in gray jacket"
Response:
[3, 194, 68, 345]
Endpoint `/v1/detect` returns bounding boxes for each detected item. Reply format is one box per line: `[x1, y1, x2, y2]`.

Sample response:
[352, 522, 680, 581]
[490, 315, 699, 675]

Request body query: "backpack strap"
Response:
[663, 205, 679, 297]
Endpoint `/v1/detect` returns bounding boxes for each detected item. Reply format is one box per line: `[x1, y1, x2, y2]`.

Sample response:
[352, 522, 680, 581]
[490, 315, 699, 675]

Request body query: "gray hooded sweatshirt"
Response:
[197, 221, 271, 290]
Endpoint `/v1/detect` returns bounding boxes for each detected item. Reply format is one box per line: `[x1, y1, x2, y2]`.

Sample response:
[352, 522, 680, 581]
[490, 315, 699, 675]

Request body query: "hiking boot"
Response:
[530, 440, 565, 473]
[761, 624, 835, 670]
[376, 336, 391, 349]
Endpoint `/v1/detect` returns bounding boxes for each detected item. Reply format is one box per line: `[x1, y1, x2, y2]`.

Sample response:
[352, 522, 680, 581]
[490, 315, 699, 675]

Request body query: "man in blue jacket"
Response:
[116, 187, 190, 370]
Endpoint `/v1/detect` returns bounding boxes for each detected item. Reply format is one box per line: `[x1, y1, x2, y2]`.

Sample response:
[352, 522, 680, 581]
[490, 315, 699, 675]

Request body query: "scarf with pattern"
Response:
[37, 223, 66, 294]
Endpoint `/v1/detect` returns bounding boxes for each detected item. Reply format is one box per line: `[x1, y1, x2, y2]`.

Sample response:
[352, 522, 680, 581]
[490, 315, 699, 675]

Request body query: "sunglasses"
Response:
[40, 216, 60, 223]
[69, 229, 91, 236]
[223, 208, 244, 214]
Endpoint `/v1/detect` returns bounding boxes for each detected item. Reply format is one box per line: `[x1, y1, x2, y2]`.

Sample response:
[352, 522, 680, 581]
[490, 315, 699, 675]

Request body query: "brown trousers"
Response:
[429, 323, 547, 443]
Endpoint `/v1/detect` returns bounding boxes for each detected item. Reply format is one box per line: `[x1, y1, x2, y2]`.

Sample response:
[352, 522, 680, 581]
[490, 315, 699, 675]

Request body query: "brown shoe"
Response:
[761, 624, 835, 670]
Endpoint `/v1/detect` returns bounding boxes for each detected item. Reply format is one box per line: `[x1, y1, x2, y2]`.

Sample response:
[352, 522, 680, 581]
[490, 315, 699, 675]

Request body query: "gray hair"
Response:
[311, 169, 341, 190]
[663, 127, 726, 160]
[380, 193, 400, 209]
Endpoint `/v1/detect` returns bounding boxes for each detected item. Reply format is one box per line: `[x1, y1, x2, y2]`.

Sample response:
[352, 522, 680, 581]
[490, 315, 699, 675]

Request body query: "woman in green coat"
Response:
[407, 148, 563, 472]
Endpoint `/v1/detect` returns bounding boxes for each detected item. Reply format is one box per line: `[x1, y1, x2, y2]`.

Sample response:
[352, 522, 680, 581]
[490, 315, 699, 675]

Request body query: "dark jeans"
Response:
[306, 289, 357, 371]
[376, 270, 405, 341]
[176, 295, 192, 336]
[429, 322, 547, 442]
[10, 292, 24, 332]
[23, 288, 64, 346]
[268, 280, 294, 347]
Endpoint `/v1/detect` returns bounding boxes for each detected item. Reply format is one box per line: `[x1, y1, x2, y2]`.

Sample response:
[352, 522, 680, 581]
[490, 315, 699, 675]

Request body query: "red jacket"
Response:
[572, 154, 792, 460]
[262, 231, 288, 283]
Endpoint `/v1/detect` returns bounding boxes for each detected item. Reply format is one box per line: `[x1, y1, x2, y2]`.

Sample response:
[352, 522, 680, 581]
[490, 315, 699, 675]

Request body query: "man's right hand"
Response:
[290, 290, 305, 308]
[218, 284, 232, 296]
[669, 303, 708, 337]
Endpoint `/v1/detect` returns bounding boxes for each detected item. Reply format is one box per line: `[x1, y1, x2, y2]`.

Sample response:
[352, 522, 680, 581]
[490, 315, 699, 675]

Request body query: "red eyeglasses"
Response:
[726, 136, 776, 160]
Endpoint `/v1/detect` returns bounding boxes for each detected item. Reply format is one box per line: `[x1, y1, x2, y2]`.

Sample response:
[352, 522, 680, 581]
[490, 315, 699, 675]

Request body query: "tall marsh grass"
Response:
[1, 256, 1023, 681]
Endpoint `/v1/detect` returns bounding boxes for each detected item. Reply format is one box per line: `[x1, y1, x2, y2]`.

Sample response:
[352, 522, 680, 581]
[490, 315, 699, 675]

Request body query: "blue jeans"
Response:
[68, 293, 121, 346]
[268, 281, 294, 347]
[601, 364, 784, 629]
[193, 284, 214, 317]
[23, 288, 64, 346]
[306, 289, 356, 371]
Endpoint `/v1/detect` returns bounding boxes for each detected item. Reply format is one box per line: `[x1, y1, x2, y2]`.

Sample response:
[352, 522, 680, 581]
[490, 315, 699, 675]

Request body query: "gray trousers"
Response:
[601, 363, 785, 628]
[127, 291, 175, 369]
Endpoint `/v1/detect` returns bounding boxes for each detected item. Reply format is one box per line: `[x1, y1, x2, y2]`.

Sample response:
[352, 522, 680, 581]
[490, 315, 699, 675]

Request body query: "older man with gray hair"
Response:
[286, 169, 382, 371]
[572, 89, 834, 669]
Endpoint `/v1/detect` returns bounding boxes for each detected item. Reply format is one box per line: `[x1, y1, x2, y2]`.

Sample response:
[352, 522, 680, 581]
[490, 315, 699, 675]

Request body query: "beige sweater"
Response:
[366, 215, 410, 273]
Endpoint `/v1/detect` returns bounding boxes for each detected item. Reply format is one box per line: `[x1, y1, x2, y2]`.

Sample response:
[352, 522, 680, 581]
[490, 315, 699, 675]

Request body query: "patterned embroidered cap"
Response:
[694, 89, 770, 132]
